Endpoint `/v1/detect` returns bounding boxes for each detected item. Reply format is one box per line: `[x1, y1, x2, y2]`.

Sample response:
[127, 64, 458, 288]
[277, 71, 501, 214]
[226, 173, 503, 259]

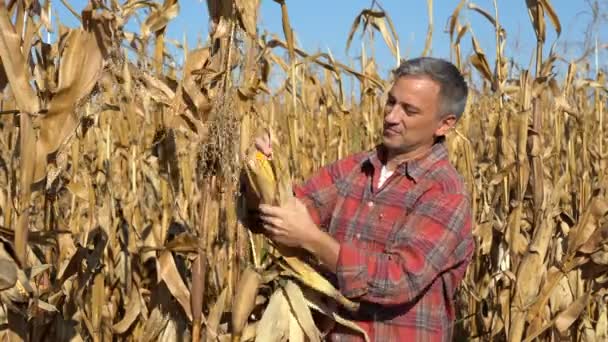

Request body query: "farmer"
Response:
[255, 57, 474, 342]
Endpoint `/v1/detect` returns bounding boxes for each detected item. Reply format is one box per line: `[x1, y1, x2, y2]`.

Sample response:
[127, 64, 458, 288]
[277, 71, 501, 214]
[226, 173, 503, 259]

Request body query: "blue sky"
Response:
[55, 0, 607, 79]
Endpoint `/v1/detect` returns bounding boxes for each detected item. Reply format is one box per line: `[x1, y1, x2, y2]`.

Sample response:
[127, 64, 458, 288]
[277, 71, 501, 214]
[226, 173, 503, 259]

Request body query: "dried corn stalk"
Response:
[0, 0, 605, 341]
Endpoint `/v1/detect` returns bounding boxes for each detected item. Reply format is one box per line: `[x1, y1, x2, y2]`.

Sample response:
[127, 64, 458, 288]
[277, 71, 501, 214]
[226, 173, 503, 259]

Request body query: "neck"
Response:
[383, 140, 437, 171]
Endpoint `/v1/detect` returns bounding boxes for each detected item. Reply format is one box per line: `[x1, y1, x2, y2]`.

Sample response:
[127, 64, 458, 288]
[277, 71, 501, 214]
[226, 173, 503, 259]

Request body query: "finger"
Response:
[254, 141, 272, 157]
[258, 204, 282, 217]
[254, 131, 273, 157]
[264, 130, 273, 155]
[259, 215, 283, 229]
[263, 224, 283, 237]
[263, 128, 272, 147]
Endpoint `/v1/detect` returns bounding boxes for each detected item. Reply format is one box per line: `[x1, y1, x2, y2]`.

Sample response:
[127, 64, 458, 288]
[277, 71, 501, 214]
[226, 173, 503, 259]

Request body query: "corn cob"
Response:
[242, 146, 360, 313]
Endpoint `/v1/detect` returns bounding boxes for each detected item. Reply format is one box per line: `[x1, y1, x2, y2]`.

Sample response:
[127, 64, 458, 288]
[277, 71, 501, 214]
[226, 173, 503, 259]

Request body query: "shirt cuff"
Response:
[336, 242, 369, 298]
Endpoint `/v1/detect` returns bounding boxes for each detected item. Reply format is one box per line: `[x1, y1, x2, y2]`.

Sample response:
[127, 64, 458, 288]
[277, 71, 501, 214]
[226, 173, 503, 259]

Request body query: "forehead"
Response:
[388, 75, 441, 103]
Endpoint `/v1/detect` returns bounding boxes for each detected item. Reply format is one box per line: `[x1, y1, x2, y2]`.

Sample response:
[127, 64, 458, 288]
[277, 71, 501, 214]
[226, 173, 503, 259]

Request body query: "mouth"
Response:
[383, 126, 401, 136]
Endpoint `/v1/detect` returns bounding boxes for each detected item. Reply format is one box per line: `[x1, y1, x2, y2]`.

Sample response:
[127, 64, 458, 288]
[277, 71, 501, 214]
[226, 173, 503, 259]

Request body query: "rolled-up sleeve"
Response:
[335, 192, 473, 305]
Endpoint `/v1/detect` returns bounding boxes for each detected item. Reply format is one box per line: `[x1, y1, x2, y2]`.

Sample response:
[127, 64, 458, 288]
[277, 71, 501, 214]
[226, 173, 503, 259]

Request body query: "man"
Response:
[256, 57, 474, 342]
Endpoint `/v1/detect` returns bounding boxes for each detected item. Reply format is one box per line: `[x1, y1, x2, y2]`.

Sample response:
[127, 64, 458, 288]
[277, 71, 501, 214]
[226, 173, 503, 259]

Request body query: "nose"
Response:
[384, 104, 400, 124]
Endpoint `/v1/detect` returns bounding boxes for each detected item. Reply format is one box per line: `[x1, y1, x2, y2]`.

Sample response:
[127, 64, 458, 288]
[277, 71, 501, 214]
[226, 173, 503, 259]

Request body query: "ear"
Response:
[434, 114, 456, 137]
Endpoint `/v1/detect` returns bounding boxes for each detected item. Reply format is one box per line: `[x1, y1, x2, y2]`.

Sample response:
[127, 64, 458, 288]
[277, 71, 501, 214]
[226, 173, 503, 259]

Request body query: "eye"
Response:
[402, 105, 419, 115]
[386, 96, 396, 106]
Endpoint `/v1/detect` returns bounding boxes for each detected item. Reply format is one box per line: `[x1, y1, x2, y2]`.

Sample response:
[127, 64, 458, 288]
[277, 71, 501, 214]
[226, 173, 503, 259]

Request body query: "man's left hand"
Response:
[258, 197, 317, 249]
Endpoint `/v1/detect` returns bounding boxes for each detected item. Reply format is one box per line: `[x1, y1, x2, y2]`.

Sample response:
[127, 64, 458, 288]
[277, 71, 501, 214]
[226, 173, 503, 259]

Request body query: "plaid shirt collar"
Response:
[365, 137, 449, 183]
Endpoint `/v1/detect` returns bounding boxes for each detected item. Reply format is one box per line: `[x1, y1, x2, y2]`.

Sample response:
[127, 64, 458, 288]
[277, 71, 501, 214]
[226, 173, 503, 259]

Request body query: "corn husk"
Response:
[231, 266, 262, 342]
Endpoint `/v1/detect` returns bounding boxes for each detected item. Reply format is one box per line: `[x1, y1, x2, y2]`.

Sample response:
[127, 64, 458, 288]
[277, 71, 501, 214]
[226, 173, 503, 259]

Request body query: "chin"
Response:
[381, 141, 399, 154]
[382, 137, 412, 155]
[382, 136, 400, 149]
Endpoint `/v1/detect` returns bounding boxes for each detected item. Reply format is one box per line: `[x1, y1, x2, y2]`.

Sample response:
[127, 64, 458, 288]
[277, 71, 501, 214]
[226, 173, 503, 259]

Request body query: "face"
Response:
[382, 75, 455, 157]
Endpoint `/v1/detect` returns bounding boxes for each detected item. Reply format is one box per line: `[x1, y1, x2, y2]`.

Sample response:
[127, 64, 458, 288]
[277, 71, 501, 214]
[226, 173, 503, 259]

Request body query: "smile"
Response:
[383, 127, 401, 135]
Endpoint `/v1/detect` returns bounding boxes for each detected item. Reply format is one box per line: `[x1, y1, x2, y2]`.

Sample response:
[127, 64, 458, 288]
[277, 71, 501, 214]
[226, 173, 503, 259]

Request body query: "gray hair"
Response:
[392, 57, 468, 119]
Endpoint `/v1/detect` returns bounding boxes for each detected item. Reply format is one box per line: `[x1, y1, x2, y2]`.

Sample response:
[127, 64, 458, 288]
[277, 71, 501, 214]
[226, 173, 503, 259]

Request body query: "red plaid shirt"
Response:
[294, 140, 474, 342]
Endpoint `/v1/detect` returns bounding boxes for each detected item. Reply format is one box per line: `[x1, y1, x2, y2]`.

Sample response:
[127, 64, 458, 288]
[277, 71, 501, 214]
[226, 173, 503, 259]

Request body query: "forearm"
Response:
[300, 223, 451, 305]
[302, 226, 340, 273]
[334, 232, 471, 305]
[297, 226, 469, 306]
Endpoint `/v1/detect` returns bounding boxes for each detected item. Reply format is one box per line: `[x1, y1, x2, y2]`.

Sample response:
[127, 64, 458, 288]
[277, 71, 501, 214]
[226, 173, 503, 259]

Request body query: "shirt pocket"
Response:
[359, 207, 404, 252]
[382, 209, 412, 252]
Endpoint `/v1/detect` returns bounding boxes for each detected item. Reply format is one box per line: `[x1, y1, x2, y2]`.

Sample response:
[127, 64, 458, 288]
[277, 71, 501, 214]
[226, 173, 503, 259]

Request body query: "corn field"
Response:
[0, 0, 606, 341]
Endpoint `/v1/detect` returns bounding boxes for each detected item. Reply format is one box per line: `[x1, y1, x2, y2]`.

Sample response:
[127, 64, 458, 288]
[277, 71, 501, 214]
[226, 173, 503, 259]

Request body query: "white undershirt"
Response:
[378, 165, 394, 188]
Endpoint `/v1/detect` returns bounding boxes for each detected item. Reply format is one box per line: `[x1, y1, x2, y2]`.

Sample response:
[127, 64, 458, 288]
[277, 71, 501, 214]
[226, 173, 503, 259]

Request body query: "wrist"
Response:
[301, 222, 322, 252]
[302, 225, 335, 255]
[302, 224, 340, 272]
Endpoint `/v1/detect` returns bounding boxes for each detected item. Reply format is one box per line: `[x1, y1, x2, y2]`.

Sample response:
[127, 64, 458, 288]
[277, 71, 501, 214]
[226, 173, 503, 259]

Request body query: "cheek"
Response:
[404, 116, 432, 130]
[399, 117, 431, 139]
[399, 116, 416, 130]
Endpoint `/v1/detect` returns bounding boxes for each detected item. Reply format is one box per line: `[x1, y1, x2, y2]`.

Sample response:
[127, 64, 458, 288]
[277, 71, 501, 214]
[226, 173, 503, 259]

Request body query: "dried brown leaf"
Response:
[539, 0, 561, 36]
[567, 196, 608, 256]
[0, 245, 17, 290]
[470, 35, 493, 85]
[526, 0, 546, 42]
[421, 0, 433, 57]
[555, 292, 591, 333]
[112, 287, 141, 334]
[206, 286, 228, 342]
[141, 0, 179, 39]
[274, 0, 295, 62]
[0, 2, 40, 114]
[282, 280, 321, 342]
[255, 287, 289, 342]
[232, 267, 262, 340]
[304, 289, 369, 342]
[158, 250, 193, 321]
[448, 0, 466, 39]
[164, 232, 199, 254]
[234, 0, 260, 37]
[34, 28, 103, 182]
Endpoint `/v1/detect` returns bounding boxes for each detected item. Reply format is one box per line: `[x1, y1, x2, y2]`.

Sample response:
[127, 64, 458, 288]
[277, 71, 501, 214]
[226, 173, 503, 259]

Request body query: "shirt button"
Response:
[367, 201, 374, 207]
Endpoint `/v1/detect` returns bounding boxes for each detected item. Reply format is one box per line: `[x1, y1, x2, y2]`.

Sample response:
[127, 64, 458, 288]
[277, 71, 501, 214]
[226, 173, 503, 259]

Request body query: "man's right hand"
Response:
[253, 130, 273, 158]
